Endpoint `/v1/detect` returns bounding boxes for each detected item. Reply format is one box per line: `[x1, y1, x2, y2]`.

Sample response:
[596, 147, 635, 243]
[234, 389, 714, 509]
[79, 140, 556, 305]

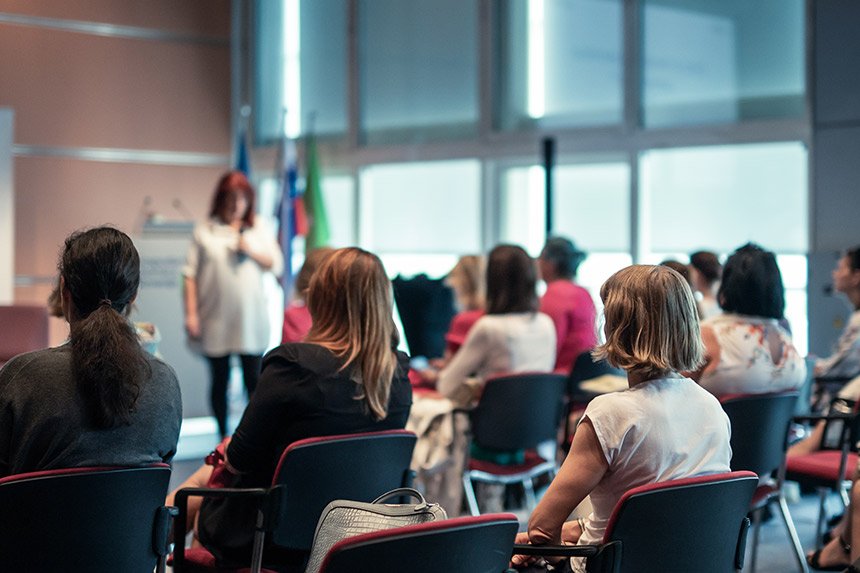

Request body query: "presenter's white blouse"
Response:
[182, 219, 283, 356]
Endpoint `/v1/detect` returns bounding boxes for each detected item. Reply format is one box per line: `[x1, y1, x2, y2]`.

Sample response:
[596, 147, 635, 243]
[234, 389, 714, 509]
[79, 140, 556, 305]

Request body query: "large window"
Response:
[255, 0, 348, 141]
[358, 0, 479, 144]
[249, 0, 810, 355]
[641, 0, 805, 128]
[496, 0, 623, 130]
[359, 160, 482, 277]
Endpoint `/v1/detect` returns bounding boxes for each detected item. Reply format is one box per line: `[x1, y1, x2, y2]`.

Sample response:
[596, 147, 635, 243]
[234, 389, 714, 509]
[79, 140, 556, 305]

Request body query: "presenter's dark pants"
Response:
[205, 354, 262, 438]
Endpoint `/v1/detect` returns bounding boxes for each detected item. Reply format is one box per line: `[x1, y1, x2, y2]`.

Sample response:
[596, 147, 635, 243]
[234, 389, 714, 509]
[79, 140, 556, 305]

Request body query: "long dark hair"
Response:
[485, 244, 538, 315]
[718, 243, 785, 319]
[61, 227, 149, 428]
[209, 171, 256, 227]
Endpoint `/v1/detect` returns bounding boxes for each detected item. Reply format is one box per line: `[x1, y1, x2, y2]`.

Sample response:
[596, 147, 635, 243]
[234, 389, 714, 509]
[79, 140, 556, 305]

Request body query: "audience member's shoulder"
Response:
[264, 342, 343, 374]
[0, 345, 69, 383]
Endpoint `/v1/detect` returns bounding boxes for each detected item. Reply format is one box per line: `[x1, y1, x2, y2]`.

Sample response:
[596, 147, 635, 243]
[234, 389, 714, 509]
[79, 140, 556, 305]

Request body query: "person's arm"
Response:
[814, 314, 860, 378]
[225, 352, 301, 474]
[182, 276, 201, 339]
[238, 224, 285, 275]
[526, 418, 609, 546]
[688, 324, 719, 382]
[436, 323, 488, 399]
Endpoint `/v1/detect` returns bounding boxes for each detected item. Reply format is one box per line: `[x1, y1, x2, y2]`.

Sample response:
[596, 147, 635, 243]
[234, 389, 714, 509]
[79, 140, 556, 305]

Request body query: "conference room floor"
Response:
[168, 456, 833, 572]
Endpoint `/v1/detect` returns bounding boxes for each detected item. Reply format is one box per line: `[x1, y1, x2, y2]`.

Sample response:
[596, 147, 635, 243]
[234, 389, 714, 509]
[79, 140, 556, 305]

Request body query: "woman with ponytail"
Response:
[0, 226, 182, 476]
[168, 247, 412, 565]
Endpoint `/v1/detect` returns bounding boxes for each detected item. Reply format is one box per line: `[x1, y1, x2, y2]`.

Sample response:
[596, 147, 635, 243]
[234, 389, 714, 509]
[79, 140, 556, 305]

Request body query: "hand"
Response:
[185, 314, 201, 338]
[419, 368, 439, 384]
[237, 234, 251, 256]
[510, 531, 543, 568]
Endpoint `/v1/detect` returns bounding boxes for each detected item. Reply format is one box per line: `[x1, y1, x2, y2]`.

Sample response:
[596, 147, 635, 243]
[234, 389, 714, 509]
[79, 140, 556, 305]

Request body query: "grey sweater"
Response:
[0, 344, 182, 476]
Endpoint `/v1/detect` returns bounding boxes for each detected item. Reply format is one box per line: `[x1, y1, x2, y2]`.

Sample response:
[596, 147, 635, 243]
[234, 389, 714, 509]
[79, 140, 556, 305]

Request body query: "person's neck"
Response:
[848, 288, 860, 311]
[627, 369, 675, 388]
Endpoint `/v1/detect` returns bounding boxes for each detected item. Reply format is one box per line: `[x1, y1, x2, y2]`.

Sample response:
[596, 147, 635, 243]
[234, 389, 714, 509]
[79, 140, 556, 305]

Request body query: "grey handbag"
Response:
[304, 487, 447, 573]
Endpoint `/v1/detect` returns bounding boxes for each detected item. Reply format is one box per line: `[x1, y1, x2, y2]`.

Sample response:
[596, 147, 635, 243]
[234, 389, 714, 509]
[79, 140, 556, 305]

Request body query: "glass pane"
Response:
[641, 0, 804, 128]
[254, 0, 348, 142]
[500, 161, 630, 255]
[554, 163, 630, 252]
[358, 0, 479, 143]
[359, 160, 481, 254]
[500, 166, 546, 256]
[497, 0, 623, 131]
[640, 142, 808, 253]
[578, 253, 634, 328]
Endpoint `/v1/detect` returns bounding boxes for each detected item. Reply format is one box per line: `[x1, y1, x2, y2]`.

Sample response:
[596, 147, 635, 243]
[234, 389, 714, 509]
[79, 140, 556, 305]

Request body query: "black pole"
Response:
[542, 137, 556, 238]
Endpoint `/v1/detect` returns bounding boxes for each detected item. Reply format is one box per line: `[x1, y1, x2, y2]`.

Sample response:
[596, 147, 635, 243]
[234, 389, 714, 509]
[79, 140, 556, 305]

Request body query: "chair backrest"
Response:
[470, 372, 566, 451]
[317, 513, 519, 573]
[0, 304, 49, 364]
[720, 392, 799, 476]
[270, 430, 417, 551]
[602, 471, 757, 573]
[0, 465, 172, 573]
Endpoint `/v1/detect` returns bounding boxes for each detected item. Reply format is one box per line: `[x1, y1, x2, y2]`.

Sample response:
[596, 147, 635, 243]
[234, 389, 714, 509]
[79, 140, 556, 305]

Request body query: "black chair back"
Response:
[720, 392, 799, 476]
[318, 514, 519, 573]
[0, 465, 171, 573]
[470, 373, 566, 452]
[601, 471, 757, 573]
[270, 430, 417, 550]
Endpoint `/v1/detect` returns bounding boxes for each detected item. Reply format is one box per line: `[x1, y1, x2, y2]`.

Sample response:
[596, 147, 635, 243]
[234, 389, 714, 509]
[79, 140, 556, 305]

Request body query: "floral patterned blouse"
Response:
[699, 313, 806, 397]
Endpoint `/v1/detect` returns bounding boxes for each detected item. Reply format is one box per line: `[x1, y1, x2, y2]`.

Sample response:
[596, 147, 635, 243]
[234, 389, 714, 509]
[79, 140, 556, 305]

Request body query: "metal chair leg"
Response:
[523, 478, 537, 512]
[777, 494, 810, 573]
[816, 488, 828, 550]
[462, 473, 480, 516]
[750, 506, 762, 572]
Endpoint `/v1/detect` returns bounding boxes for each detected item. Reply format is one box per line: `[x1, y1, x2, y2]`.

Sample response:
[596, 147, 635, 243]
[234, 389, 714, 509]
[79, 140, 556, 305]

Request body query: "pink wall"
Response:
[4, 1, 232, 315]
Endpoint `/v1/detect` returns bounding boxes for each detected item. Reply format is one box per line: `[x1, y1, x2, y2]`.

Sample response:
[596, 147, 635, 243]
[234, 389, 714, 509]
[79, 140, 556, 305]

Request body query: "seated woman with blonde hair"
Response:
[168, 247, 412, 565]
[512, 265, 731, 572]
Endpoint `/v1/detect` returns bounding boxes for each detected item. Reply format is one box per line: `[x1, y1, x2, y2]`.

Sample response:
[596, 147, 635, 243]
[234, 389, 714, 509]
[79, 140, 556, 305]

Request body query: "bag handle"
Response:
[371, 487, 427, 505]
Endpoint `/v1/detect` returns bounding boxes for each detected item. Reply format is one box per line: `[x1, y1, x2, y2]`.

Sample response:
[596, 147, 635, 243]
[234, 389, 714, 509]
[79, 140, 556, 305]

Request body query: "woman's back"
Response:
[0, 345, 181, 476]
[579, 377, 731, 545]
[225, 343, 413, 485]
[699, 313, 806, 396]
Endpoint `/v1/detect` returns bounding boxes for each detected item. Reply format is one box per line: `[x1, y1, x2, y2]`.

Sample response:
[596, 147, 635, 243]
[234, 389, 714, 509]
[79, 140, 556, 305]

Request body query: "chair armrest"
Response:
[792, 413, 854, 424]
[511, 543, 600, 558]
[172, 487, 268, 571]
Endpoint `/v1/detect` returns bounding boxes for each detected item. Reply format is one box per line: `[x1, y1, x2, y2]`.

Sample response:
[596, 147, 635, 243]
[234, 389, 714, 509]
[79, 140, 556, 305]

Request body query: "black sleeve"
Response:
[226, 350, 305, 474]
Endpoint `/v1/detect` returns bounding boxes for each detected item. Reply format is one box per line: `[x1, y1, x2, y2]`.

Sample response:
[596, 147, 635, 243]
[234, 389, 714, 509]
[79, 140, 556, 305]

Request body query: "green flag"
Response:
[304, 134, 330, 252]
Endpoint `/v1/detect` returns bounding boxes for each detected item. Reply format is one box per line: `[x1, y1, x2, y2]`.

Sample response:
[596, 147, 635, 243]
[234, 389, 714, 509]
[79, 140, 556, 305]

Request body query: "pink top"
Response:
[444, 309, 485, 355]
[540, 280, 597, 373]
[281, 302, 312, 344]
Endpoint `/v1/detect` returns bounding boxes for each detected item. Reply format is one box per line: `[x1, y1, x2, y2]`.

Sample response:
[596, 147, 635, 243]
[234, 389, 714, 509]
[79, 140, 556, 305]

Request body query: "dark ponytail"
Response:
[61, 227, 150, 428]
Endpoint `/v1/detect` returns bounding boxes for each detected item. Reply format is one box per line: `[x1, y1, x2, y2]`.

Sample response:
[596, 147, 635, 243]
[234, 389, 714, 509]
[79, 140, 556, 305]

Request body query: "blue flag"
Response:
[276, 135, 300, 301]
[235, 126, 251, 177]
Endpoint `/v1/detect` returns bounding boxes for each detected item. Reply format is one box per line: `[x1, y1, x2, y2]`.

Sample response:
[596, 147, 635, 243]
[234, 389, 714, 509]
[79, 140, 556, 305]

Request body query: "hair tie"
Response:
[99, 299, 112, 308]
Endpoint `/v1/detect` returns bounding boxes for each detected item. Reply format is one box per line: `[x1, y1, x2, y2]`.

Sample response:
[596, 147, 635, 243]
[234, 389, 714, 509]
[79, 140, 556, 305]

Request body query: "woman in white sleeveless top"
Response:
[512, 265, 731, 572]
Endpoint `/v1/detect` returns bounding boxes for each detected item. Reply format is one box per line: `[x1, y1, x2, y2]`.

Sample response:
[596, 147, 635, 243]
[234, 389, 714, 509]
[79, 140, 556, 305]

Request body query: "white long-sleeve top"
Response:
[437, 312, 556, 401]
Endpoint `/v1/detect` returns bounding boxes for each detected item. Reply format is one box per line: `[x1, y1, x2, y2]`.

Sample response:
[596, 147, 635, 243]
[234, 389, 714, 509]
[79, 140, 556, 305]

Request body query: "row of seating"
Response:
[0, 442, 757, 573]
[3, 371, 854, 572]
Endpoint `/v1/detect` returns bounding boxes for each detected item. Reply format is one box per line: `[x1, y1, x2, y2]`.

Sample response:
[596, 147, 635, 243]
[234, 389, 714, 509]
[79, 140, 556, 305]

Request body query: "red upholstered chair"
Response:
[786, 396, 860, 547]
[719, 392, 805, 572]
[171, 430, 417, 573]
[460, 372, 567, 516]
[512, 471, 758, 573]
[314, 513, 519, 573]
[0, 464, 173, 573]
[0, 304, 49, 367]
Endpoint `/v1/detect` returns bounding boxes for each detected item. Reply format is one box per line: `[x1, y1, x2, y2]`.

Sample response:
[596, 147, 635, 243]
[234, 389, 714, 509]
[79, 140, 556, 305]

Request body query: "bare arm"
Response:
[687, 324, 719, 382]
[183, 276, 201, 338]
[527, 418, 609, 546]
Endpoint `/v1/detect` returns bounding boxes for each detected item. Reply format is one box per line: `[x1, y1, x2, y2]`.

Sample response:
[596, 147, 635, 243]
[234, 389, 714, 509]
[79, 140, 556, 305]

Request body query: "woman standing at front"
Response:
[183, 171, 284, 438]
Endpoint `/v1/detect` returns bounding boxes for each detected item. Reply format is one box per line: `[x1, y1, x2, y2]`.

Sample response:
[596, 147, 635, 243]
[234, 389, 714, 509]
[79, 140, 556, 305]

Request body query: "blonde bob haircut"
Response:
[305, 247, 398, 420]
[593, 265, 703, 379]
